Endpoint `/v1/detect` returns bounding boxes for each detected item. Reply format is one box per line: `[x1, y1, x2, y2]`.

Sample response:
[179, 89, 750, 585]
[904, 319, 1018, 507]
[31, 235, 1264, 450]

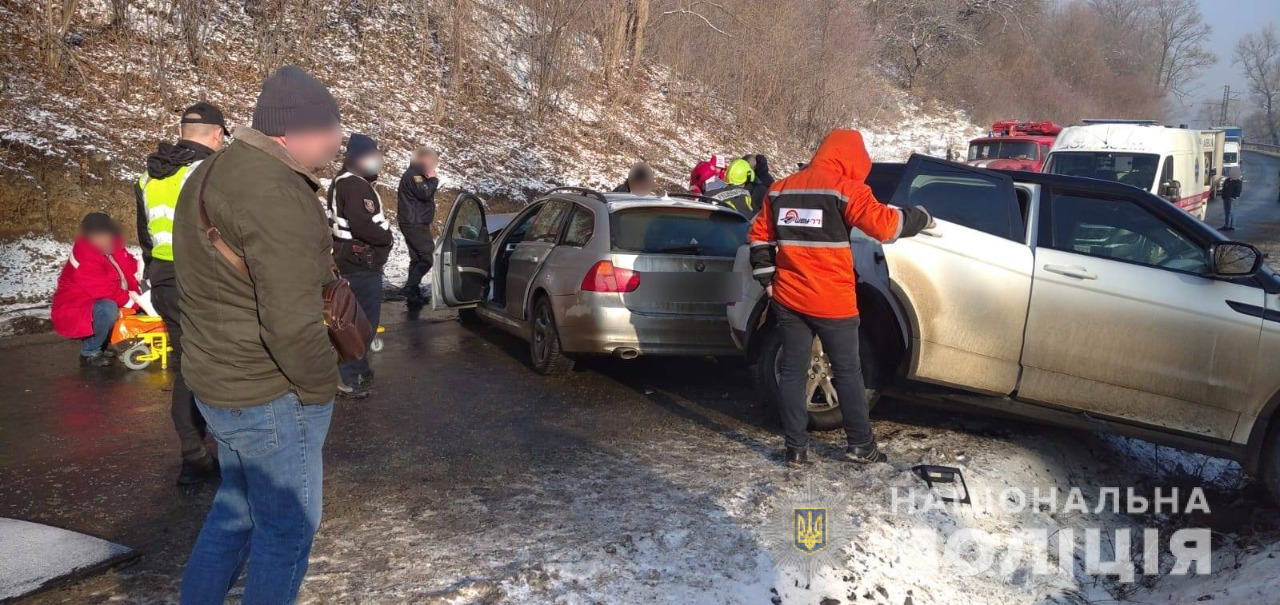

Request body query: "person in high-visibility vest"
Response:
[134, 101, 227, 486]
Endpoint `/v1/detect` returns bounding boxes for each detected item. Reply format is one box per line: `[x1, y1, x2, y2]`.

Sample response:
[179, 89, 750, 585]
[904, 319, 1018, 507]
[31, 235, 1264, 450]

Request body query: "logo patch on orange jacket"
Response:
[778, 208, 823, 227]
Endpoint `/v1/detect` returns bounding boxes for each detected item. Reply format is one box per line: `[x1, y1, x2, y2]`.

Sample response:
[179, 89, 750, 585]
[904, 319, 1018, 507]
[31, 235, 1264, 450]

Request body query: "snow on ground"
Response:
[293, 397, 1274, 605]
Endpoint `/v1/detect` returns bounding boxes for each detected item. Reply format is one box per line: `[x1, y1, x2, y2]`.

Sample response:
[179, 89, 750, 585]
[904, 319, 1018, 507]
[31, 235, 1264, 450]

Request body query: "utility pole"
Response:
[1219, 85, 1241, 127]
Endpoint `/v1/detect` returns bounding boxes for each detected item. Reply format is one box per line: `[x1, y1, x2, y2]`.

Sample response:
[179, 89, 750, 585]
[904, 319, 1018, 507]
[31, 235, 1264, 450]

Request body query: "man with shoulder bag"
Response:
[173, 65, 347, 604]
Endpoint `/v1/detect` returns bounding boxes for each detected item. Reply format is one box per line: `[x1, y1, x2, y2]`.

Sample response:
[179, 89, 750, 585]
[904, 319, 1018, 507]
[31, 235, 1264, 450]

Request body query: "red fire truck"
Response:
[965, 121, 1063, 172]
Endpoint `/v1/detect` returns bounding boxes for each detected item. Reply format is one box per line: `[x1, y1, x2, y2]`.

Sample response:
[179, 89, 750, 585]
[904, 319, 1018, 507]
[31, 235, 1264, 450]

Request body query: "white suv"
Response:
[730, 155, 1280, 498]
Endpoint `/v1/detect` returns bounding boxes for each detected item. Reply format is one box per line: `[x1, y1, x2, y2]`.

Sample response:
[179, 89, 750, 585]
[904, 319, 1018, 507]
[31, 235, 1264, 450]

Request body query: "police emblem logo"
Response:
[793, 508, 827, 554]
[364, 198, 377, 214]
[762, 479, 856, 580]
[413, 175, 423, 183]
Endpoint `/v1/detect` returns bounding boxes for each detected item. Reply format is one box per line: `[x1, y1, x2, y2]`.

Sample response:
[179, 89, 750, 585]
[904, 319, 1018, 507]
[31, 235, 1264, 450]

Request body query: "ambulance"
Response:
[1199, 129, 1225, 201]
[1043, 120, 1211, 220]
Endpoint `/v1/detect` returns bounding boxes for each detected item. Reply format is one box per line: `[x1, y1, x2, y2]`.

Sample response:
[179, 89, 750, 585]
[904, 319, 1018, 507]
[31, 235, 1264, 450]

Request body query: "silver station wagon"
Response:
[431, 188, 747, 374]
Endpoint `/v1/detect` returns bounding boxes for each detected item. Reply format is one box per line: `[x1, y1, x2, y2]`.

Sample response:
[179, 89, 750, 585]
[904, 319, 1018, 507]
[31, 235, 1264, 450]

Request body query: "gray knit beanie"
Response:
[251, 65, 341, 136]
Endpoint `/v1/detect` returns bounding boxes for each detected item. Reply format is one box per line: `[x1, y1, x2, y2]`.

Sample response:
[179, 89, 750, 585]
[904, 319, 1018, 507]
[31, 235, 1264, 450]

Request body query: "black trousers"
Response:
[339, 270, 383, 386]
[400, 223, 434, 294]
[151, 277, 209, 462]
[773, 301, 873, 449]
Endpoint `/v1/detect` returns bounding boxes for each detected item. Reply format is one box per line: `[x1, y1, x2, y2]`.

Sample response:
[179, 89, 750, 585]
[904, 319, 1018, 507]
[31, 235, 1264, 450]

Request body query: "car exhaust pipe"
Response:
[614, 348, 640, 360]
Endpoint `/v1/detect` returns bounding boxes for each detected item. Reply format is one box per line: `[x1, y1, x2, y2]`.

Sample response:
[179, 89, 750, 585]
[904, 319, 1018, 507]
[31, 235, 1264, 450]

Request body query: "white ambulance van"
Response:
[1043, 120, 1210, 220]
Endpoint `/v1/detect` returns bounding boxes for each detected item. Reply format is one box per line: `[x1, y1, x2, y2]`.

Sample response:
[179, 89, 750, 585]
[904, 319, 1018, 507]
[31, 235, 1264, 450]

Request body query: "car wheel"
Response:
[458, 307, 481, 325]
[751, 326, 880, 431]
[530, 296, 574, 375]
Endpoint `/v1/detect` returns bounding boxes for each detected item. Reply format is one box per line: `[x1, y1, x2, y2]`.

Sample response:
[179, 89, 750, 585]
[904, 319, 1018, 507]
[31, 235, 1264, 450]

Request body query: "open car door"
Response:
[431, 193, 491, 310]
[884, 155, 1035, 395]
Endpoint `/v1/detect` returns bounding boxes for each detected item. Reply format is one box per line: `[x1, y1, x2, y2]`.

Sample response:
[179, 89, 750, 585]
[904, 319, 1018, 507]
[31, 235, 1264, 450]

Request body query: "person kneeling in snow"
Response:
[51, 213, 141, 367]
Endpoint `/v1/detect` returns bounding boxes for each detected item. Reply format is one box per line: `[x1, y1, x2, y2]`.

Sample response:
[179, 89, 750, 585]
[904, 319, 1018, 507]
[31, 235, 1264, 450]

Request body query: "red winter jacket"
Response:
[51, 236, 141, 339]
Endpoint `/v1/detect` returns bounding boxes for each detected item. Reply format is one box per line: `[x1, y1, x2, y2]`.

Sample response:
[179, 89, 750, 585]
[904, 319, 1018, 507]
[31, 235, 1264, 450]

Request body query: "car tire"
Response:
[530, 296, 574, 375]
[458, 307, 481, 325]
[1261, 419, 1280, 502]
[751, 326, 881, 432]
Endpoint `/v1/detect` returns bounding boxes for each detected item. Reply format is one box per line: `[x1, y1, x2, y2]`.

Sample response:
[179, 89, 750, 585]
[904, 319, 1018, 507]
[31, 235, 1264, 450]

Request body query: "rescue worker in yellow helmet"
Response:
[134, 101, 228, 486]
[705, 157, 756, 218]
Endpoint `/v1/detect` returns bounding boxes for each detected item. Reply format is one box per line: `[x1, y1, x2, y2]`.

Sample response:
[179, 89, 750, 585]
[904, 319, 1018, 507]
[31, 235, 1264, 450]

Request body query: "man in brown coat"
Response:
[173, 65, 342, 604]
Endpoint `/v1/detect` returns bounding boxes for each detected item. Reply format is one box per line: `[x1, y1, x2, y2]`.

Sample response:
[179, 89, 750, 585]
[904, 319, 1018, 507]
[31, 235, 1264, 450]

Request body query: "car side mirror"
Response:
[1163, 180, 1181, 198]
[1210, 242, 1263, 277]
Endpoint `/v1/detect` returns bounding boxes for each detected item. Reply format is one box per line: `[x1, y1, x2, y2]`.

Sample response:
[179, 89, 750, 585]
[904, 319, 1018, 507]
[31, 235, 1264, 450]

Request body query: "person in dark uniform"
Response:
[397, 146, 440, 304]
[328, 134, 393, 398]
[135, 102, 227, 485]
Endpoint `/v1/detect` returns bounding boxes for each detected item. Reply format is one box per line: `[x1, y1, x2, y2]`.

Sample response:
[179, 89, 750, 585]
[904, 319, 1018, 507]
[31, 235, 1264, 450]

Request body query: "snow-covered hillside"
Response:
[0, 0, 980, 334]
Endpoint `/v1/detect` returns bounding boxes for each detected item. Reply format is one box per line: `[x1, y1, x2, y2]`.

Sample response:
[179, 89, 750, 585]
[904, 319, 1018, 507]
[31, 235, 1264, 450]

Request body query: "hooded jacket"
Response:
[173, 127, 339, 408]
[748, 130, 931, 318]
[51, 236, 141, 339]
[135, 140, 215, 283]
[749, 154, 775, 208]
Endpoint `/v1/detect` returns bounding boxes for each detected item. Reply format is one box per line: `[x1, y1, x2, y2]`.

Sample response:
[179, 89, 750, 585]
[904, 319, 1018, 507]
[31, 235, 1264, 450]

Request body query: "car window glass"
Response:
[562, 206, 595, 247]
[527, 201, 571, 243]
[1049, 191, 1209, 273]
[900, 161, 1018, 240]
[452, 198, 486, 242]
[610, 208, 747, 257]
[866, 164, 903, 202]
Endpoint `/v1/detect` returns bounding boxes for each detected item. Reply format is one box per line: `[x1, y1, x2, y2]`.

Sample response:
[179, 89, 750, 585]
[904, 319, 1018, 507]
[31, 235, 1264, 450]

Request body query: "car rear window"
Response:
[610, 207, 748, 257]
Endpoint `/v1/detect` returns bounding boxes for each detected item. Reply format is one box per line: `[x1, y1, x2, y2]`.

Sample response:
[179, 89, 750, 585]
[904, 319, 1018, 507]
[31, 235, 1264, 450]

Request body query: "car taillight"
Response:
[581, 261, 640, 292]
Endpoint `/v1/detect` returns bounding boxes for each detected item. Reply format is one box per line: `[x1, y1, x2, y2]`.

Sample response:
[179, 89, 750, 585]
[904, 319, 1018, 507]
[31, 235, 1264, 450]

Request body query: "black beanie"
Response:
[345, 133, 378, 162]
[80, 212, 121, 236]
[251, 65, 341, 136]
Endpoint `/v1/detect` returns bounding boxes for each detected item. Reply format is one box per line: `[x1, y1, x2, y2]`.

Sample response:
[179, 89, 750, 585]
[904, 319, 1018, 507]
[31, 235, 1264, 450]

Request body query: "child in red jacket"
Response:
[51, 213, 141, 366]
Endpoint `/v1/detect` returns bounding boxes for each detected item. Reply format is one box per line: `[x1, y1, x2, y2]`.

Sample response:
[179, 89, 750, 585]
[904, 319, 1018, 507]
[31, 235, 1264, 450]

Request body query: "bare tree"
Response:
[175, 0, 216, 67]
[1235, 24, 1280, 145]
[524, 0, 590, 121]
[1148, 0, 1215, 98]
[36, 0, 82, 73]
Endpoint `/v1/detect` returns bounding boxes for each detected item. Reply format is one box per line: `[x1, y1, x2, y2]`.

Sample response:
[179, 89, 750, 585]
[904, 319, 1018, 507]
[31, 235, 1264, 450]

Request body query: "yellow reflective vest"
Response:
[137, 161, 201, 262]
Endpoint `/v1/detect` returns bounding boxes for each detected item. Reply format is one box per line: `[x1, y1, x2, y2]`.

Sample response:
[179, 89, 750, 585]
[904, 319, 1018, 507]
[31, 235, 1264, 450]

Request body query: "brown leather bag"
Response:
[195, 152, 374, 364]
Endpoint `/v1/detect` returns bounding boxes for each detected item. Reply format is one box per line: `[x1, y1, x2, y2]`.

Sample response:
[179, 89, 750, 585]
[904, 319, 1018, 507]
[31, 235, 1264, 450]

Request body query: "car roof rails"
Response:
[664, 191, 733, 208]
[544, 186, 607, 203]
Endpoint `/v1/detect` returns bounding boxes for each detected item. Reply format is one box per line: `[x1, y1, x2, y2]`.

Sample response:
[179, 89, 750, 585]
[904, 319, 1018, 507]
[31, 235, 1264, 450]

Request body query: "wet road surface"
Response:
[2, 152, 1279, 603]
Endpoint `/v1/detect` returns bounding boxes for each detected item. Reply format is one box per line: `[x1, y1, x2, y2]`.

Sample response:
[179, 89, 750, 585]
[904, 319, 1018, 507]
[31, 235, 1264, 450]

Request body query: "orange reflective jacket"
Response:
[748, 130, 929, 319]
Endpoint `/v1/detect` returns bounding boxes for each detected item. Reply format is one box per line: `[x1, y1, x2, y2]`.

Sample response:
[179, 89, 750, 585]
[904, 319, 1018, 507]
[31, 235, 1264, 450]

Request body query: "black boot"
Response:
[358, 369, 375, 387]
[785, 446, 809, 468]
[80, 352, 111, 368]
[177, 455, 220, 485]
[845, 441, 888, 464]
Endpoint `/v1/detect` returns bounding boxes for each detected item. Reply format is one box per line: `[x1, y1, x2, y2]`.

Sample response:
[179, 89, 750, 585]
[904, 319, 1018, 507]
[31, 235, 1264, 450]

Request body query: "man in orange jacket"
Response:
[748, 129, 933, 467]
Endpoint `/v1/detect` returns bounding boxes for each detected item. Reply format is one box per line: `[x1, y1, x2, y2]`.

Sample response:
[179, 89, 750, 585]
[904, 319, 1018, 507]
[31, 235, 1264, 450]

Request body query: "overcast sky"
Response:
[1170, 0, 1278, 126]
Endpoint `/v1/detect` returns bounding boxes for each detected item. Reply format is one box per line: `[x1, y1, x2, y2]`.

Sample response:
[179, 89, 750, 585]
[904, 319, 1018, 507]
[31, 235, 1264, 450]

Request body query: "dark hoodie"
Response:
[748, 154, 775, 208]
[135, 139, 215, 283]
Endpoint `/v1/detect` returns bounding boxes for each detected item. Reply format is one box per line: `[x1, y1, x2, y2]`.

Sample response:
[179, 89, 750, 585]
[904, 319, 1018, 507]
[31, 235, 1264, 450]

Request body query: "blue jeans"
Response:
[1222, 196, 1236, 229]
[338, 271, 382, 386]
[80, 299, 118, 357]
[181, 393, 334, 605]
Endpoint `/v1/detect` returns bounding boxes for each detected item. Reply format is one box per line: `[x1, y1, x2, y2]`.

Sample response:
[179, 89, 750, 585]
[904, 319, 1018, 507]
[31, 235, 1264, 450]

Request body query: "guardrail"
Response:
[1242, 141, 1280, 156]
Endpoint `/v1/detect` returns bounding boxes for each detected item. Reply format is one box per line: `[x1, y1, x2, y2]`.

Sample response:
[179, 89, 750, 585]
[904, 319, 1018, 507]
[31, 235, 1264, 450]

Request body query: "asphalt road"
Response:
[1206, 151, 1280, 259]
[2, 152, 1279, 603]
